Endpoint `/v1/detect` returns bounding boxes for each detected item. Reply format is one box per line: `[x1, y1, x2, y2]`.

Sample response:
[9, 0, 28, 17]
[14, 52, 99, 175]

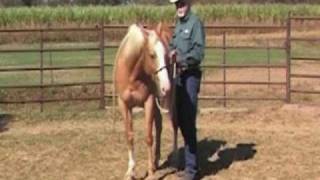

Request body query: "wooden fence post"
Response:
[40, 29, 44, 112]
[286, 13, 292, 103]
[99, 23, 106, 109]
[267, 40, 271, 88]
[223, 32, 227, 107]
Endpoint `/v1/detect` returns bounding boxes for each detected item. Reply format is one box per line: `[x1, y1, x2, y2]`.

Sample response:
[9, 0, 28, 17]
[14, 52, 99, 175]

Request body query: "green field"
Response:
[0, 38, 318, 102]
[0, 46, 286, 85]
[3, 42, 318, 84]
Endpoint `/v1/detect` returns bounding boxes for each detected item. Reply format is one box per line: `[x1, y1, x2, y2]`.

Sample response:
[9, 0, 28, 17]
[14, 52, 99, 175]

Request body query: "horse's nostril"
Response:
[161, 87, 167, 95]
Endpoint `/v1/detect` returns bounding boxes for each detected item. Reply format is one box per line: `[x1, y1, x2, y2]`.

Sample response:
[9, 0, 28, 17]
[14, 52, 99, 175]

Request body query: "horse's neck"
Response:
[129, 50, 148, 82]
[117, 35, 141, 66]
[116, 24, 154, 83]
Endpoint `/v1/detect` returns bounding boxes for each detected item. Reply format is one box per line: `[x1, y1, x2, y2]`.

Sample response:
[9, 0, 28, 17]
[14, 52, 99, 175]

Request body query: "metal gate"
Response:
[288, 15, 320, 102]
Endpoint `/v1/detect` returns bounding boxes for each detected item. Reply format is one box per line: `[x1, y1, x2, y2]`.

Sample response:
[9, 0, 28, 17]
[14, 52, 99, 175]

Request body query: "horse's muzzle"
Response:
[160, 82, 171, 97]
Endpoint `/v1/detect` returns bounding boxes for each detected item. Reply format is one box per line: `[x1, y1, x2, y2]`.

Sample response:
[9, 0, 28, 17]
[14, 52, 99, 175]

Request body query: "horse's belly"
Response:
[120, 87, 150, 107]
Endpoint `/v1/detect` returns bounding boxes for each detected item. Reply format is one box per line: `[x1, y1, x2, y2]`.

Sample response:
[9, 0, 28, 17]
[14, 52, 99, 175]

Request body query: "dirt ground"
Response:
[0, 102, 320, 180]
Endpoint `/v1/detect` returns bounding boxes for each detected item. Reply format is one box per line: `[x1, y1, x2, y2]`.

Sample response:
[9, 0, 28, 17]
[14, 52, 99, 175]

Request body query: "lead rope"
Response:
[172, 61, 177, 123]
[155, 61, 177, 108]
[155, 61, 177, 114]
[155, 97, 169, 113]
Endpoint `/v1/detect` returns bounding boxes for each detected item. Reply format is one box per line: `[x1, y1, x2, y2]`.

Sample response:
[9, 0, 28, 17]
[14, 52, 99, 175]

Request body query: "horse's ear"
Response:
[140, 26, 150, 40]
[156, 22, 163, 35]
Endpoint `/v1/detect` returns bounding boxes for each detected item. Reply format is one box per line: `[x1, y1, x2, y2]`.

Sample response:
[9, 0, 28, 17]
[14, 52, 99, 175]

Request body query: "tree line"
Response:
[0, 0, 317, 6]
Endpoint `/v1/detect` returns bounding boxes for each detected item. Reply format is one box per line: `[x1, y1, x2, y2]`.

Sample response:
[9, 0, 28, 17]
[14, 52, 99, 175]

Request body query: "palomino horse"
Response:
[114, 23, 178, 179]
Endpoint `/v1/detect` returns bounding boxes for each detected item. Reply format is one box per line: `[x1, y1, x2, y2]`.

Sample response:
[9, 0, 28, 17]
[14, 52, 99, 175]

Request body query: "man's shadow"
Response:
[197, 138, 256, 178]
[0, 113, 12, 133]
[158, 138, 256, 179]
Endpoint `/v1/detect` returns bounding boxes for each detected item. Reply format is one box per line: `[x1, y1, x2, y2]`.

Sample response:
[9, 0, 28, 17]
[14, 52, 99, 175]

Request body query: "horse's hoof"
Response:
[154, 160, 160, 170]
[152, 167, 177, 180]
[145, 174, 157, 180]
[124, 175, 134, 180]
[124, 172, 136, 180]
[144, 169, 156, 180]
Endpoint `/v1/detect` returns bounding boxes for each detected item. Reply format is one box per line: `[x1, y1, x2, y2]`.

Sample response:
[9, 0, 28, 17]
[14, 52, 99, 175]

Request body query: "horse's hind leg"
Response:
[145, 95, 156, 177]
[118, 98, 135, 179]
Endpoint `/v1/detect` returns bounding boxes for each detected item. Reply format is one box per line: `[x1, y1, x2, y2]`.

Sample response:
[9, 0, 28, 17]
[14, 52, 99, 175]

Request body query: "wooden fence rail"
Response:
[0, 16, 319, 111]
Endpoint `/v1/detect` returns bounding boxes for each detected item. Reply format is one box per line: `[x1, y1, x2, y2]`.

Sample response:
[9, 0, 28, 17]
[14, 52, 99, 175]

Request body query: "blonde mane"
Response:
[115, 24, 146, 62]
[112, 24, 148, 101]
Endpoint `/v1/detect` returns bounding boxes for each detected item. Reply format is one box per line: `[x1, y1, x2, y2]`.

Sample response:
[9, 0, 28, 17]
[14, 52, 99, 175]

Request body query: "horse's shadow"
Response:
[0, 113, 12, 133]
[158, 138, 257, 179]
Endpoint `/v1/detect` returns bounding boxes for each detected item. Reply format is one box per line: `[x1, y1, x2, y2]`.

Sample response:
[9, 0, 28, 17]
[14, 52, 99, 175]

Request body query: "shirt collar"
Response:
[179, 10, 192, 23]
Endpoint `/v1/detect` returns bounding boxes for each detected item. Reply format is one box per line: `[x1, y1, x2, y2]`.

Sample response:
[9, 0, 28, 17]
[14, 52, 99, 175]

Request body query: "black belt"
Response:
[178, 63, 200, 72]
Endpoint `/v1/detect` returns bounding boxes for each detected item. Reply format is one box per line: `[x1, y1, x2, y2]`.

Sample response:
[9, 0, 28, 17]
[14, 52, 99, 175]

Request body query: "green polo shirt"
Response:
[169, 10, 206, 66]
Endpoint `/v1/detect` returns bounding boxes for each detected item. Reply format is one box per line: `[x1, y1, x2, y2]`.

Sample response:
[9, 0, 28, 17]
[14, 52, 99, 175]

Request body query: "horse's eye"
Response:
[150, 53, 156, 59]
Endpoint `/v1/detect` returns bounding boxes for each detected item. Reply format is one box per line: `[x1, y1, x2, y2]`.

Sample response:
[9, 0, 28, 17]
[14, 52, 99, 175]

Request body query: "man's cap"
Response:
[169, 0, 190, 3]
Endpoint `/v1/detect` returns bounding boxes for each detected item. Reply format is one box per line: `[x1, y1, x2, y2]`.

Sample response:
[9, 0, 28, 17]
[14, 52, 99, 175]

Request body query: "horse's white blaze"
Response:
[126, 150, 135, 175]
[155, 41, 170, 96]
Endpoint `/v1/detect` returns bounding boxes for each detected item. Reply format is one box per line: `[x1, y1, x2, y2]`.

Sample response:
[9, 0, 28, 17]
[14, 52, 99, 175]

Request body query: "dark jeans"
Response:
[176, 68, 202, 176]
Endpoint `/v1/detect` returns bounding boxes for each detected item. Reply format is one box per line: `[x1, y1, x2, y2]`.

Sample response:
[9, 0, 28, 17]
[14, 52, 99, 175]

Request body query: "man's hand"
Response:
[170, 49, 188, 68]
[169, 49, 177, 62]
[169, 49, 183, 63]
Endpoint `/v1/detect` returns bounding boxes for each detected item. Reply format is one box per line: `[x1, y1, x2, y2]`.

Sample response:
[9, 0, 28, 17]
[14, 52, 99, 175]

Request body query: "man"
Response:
[169, 0, 206, 179]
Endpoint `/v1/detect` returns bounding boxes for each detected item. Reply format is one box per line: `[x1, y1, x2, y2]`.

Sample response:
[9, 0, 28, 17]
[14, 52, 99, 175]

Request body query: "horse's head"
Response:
[142, 23, 172, 97]
[155, 23, 174, 82]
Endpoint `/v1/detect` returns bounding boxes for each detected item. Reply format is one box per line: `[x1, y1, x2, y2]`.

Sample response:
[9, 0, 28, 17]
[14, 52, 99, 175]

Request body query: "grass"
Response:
[205, 48, 286, 65]
[291, 42, 320, 58]
[1, 102, 109, 122]
[0, 47, 118, 85]
[0, 45, 286, 86]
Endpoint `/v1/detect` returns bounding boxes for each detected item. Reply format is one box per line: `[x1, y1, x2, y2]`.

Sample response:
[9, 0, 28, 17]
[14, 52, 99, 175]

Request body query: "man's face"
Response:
[175, 1, 189, 18]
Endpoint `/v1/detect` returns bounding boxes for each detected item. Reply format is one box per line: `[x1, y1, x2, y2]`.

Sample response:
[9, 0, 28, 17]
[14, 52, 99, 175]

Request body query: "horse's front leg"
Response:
[144, 95, 156, 177]
[118, 98, 135, 180]
[154, 105, 162, 169]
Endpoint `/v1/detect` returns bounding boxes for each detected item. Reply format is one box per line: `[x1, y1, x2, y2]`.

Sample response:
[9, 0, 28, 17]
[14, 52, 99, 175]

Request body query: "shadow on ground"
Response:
[0, 113, 13, 133]
[198, 138, 256, 179]
[157, 138, 257, 179]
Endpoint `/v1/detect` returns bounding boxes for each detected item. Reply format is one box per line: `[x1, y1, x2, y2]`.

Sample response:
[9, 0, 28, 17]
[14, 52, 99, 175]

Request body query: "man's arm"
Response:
[169, 29, 177, 52]
[184, 20, 206, 65]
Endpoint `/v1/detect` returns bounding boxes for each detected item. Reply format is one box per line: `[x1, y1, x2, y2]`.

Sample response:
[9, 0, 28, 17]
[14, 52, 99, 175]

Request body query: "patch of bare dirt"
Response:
[1, 103, 320, 180]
